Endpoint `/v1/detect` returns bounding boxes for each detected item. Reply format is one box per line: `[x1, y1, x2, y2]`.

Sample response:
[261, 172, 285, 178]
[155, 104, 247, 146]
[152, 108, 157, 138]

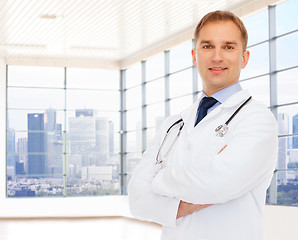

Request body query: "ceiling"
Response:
[0, 0, 283, 69]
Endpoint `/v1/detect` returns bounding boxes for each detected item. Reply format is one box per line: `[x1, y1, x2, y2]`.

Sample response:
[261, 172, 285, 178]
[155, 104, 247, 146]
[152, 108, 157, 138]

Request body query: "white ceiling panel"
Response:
[0, 0, 284, 69]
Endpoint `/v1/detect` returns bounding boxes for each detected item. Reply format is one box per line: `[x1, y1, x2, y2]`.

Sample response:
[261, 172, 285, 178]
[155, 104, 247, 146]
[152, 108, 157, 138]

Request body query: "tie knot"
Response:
[194, 97, 218, 126]
[199, 97, 218, 110]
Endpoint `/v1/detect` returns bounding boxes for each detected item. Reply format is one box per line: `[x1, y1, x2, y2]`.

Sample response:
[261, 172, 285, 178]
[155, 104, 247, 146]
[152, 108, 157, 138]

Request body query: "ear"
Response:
[192, 49, 197, 67]
[241, 50, 250, 69]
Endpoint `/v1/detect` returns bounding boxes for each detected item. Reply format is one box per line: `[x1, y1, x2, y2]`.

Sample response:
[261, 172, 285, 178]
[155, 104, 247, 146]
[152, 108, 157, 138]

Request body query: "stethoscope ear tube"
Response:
[166, 118, 183, 133]
[225, 96, 252, 126]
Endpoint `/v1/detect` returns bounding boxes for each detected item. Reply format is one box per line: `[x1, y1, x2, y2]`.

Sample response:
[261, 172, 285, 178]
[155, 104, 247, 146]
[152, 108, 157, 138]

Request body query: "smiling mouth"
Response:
[209, 67, 228, 71]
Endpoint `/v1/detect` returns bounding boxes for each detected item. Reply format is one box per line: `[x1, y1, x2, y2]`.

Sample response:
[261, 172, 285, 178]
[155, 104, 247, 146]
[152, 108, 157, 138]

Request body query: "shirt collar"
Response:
[201, 82, 242, 104]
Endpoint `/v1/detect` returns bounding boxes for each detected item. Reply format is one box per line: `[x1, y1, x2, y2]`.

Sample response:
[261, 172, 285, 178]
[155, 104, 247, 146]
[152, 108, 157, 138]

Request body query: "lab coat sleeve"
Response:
[127, 117, 180, 227]
[151, 105, 278, 204]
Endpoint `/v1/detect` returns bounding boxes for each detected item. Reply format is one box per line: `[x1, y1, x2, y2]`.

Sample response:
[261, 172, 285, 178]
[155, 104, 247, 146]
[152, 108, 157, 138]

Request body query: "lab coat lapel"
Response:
[180, 93, 202, 136]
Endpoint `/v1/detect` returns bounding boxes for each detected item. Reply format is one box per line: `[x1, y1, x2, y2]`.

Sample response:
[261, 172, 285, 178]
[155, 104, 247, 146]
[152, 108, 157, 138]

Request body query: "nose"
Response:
[212, 48, 223, 62]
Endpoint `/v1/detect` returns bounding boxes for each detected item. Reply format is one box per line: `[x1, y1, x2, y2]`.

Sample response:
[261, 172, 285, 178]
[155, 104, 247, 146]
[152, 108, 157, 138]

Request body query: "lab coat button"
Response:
[187, 144, 191, 150]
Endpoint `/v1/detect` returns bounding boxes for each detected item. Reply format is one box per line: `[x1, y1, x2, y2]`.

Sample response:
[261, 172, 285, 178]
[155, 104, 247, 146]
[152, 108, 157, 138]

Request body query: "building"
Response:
[27, 113, 47, 177]
[278, 113, 289, 184]
[68, 109, 110, 175]
[16, 137, 28, 174]
[6, 128, 16, 174]
[82, 165, 113, 181]
[45, 109, 63, 176]
[293, 114, 298, 149]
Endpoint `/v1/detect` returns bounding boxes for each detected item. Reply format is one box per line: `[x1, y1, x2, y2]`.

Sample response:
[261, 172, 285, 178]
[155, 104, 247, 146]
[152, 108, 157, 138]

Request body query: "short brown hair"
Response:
[194, 10, 248, 51]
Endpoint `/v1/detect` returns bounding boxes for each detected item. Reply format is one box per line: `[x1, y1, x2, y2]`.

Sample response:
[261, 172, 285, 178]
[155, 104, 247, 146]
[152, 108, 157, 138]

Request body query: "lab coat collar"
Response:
[180, 90, 251, 136]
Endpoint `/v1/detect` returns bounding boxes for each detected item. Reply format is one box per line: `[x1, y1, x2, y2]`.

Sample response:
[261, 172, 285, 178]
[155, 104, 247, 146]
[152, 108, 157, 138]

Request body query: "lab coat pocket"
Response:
[209, 136, 228, 156]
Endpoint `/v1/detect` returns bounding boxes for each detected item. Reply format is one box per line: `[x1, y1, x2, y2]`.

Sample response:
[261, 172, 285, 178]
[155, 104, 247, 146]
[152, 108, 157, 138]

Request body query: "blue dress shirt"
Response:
[199, 82, 242, 115]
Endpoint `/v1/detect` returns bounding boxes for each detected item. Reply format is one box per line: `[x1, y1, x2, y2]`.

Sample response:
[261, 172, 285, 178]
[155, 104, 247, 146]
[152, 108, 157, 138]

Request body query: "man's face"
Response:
[192, 20, 249, 96]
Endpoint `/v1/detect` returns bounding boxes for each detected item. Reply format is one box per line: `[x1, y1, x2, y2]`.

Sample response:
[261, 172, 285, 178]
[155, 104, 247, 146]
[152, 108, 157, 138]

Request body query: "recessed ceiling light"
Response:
[40, 14, 58, 19]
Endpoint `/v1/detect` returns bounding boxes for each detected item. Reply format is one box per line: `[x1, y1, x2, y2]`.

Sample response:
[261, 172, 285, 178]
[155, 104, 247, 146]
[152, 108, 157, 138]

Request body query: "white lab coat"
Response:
[128, 90, 278, 240]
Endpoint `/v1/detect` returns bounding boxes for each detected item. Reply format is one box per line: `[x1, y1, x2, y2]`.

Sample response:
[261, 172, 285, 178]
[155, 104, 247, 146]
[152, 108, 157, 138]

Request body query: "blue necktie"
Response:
[194, 97, 218, 126]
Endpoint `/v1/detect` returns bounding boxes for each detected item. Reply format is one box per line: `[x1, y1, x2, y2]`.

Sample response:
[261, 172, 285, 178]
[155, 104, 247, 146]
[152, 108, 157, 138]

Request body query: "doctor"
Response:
[128, 10, 278, 240]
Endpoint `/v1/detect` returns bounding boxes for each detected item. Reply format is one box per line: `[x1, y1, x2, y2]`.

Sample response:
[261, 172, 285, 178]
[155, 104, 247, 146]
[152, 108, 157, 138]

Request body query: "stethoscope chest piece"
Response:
[215, 124, 228, 137]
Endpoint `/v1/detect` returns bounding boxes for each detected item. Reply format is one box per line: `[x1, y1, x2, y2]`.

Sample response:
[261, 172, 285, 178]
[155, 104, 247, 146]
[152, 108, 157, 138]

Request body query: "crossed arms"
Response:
[128, 107, 277, 226]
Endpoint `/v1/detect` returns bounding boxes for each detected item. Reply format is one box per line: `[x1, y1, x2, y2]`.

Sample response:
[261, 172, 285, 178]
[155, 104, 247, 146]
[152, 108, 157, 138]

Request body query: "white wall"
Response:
[264, 205, 298, 240]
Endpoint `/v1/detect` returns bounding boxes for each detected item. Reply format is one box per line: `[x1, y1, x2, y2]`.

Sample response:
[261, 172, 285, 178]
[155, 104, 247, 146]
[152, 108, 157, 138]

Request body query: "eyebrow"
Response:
[199, 40, 238, 45]
[225, 41, 237, 45]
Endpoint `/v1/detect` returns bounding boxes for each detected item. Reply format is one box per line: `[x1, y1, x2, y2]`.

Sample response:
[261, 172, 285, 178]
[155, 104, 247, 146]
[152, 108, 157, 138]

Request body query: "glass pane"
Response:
[66, 110, 119, 132]
[7, 176, 64, 197]
[278, 135, 298, 173]
[66, 153, 119, 173]
[276, 170, 298, 206]
[169, 68, 193, 98]
[146, 103, 165, 128]
[277, 105, 298, 135]
[7, 109, 65, 131]
[243, 9, 268, 46]
[126, 153, 142, 174]
[170, 95, 193, 115]
[7, 153, 63, 176]
[241, 42, 269, 80]
[67, 68, 119, 90]
[240, 76, 270, 107]
[7, 131, 64, 154]
[66, 153, 120, 196]
[293, 118, 298, 148]
[7, 88, 65, 109]
[126, 86, 142, 110]
[126, 108, 142, 131]
[66, 117, 114, 155]
[288, 144, 298, 166]
[276, 32, 298, 70]
[126, 63, 141, 89]
[170, 41, 193, 72]
[146, 53, 164, 80]
[277, 69, 298, 105]
[66, 89, 119, 111]
[146, 78, 165, 104]
[126, 130, 142, 153]
[7, 65, 64, 88]
[146, 127, 158, 149]
[276, 0, 298, 36]
[113, 133, 120, 154]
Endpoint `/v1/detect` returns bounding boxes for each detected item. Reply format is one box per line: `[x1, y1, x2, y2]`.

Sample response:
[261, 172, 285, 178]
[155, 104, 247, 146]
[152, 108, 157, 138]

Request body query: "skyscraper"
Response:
[76, 109, 95, 117]
[16, 137, 28, 174]
[28, 113, 47, 177]
[7, 128, 16, 172]
[278, 113, 289, 184]
[293, 114, 298, 149]
[45, 109, 63, 176]
[68, 110, 109, 171]
[109, 121, 114, 157]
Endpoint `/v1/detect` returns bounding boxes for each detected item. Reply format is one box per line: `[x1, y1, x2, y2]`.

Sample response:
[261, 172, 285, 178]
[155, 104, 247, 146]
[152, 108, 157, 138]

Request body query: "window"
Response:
[5, 1, 298, 206]
[273, 0, 298, 206]
[7, 66, 120, 197]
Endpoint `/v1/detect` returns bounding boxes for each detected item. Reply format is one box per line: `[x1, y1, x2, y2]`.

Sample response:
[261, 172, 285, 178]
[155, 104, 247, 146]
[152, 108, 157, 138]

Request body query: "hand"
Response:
[152, 162, 163, 178]
[176, 200, 211, 219]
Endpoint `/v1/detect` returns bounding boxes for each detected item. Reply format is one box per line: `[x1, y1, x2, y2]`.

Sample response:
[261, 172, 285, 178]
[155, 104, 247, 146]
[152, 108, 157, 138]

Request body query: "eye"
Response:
[203, 45, 212, 49]
[225, 45, 234, 50]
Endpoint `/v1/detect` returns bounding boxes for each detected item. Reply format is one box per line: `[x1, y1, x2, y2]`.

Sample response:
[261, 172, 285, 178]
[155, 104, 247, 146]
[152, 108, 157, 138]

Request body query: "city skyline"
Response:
[7, 108, 119, 197]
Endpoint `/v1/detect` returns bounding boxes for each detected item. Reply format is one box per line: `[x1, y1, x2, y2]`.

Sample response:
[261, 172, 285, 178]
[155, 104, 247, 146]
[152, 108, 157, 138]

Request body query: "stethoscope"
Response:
[156, 96, 252, 164]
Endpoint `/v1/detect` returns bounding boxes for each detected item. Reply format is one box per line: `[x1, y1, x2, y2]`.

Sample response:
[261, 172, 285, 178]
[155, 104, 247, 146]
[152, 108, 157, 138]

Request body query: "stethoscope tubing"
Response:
[156, 96, 252, 164]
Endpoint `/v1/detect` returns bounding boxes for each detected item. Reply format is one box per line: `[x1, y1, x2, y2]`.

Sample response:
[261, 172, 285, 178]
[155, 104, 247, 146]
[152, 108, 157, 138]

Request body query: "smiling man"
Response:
[128, 11, 278, 240]
[193, 18, 249, 96]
